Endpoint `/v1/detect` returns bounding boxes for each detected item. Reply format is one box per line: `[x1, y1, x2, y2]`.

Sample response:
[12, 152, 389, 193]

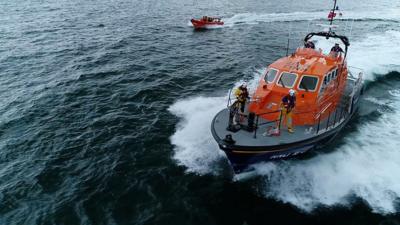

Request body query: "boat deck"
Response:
[212, 108, 346, 147]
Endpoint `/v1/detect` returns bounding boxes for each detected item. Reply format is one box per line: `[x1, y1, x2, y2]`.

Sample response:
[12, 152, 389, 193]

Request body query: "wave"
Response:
[348, 30, 400, 78]
[168, 96, 226, 175]
[307, 30, 400, 80]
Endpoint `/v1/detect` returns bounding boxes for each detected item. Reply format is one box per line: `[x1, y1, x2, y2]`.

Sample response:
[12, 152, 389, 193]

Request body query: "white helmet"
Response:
[241, 83, 247, 88]
[289, 89, 295, 96]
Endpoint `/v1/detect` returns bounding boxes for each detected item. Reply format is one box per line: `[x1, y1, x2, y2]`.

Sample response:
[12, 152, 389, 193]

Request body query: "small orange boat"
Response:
[191, 16, 224, 29]
[211, 2, 364, 173]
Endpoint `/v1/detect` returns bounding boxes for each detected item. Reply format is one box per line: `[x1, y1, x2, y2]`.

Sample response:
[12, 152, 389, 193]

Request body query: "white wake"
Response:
[223, 9, 400, 27]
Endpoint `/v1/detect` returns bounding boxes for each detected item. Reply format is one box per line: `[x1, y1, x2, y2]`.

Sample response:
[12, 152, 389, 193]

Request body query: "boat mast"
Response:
[329, 0, 338, 28]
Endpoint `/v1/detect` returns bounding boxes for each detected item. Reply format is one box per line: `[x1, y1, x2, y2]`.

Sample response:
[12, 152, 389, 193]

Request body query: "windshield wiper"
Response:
[278, 77, 286, 88]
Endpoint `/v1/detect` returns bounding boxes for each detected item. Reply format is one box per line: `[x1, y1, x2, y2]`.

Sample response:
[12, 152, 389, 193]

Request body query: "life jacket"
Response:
[235, 87, 248, 102]
[282, 95, 296, 109]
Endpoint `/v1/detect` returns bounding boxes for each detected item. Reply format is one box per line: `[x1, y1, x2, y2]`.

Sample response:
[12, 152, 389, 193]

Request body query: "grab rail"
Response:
[315, 101, 349, 134]
[252, 110, 281, 139]
[227, 96, 353, 139]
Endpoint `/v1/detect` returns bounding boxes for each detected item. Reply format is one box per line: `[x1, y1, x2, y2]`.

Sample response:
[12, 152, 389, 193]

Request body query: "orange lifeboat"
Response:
[191, 16, 224, 29]
[211, 31, 364, 173]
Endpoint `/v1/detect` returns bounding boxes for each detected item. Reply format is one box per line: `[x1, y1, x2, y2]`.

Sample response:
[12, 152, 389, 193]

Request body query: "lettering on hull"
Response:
[269, 150, 306, 159]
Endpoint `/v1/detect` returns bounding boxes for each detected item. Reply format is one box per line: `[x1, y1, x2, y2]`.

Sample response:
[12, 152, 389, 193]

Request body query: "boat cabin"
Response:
[202, 16, 221, 23]
[249, 32, 350, 126]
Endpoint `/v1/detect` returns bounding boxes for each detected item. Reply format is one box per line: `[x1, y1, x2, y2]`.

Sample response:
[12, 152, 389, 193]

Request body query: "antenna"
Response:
[285, 0, 295, 56]
[286, 22, 292, 56]
[329, 0, 338, 30]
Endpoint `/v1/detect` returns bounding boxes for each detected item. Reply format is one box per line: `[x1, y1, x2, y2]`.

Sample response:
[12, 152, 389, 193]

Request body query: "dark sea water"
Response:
[1, 0, 400, 224]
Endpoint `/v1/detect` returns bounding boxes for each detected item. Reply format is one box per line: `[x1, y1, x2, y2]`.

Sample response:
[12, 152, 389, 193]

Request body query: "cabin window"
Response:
[332, 69, 337, 78]
[327, 72, 331, 82]
[264, 68, 278, 83]
[320, 75, 328, 94]
[298, 75, 319, 92]
[277, 72, 297, 88]
[319, 85, 325, 95]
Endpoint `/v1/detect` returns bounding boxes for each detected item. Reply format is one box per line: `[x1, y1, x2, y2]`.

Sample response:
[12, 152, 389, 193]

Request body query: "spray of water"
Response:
[169, 96, 226, 175]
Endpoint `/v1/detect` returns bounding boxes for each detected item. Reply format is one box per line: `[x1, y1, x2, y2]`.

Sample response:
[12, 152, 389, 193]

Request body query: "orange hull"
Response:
[190, 19, 224, 29]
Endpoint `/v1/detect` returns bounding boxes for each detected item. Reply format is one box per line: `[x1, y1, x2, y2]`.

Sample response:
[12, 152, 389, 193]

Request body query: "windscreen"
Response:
[264, 69, 278, 83]
[299, 76, 318, 91]
[277, 72, 297, 88]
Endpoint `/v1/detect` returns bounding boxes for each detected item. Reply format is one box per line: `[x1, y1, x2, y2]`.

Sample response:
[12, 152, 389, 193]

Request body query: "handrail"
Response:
[253, 114, 282, 139]
[253, 110, 282, 139]
[315, 102, 332, 119]
[256, 110, 281, 116]
[251, 98, 353, 138]
[227, 84, 355, 139]
[315, 100, 350, 134]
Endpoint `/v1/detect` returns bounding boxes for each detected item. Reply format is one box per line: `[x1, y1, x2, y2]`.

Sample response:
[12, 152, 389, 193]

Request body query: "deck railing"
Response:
[227, 93, 354, 139]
